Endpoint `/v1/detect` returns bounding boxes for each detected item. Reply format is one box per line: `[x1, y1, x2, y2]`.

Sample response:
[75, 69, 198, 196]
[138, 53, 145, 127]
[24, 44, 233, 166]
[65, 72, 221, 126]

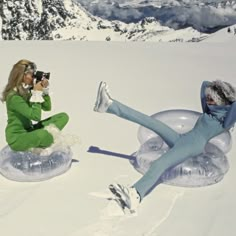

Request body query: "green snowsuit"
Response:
[5, 90, 69, 151]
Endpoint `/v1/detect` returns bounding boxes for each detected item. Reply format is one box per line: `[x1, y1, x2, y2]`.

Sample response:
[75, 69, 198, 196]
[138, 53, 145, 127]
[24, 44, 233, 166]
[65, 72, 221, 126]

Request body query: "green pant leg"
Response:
[35, 112, 69, 130]
[10, 129, 54, 151]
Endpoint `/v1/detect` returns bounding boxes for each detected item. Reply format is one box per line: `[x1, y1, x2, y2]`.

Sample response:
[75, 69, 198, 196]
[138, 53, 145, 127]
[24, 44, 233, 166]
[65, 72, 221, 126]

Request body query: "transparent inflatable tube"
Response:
[130, 109, 232, 187]
[0, 145, 72, 182]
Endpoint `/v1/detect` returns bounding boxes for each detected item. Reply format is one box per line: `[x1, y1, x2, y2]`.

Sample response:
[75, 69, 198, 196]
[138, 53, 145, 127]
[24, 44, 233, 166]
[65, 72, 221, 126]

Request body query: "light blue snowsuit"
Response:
[107, 81, 236, 200]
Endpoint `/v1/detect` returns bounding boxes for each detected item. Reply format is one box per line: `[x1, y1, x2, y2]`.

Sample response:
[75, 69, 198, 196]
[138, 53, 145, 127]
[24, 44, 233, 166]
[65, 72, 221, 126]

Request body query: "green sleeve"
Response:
[41, 95, 51, 111]
[8, 95, 42, 121]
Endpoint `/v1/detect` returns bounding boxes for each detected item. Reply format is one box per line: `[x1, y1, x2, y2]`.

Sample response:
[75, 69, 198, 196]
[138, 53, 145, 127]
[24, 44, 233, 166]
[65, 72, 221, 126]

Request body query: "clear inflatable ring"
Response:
[0, 146, 72, 182]
[130, 109, 232, 187]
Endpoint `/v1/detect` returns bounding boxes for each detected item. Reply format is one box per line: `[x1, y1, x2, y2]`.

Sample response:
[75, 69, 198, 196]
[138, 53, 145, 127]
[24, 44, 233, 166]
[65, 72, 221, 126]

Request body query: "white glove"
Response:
[30, 90, 44, 103]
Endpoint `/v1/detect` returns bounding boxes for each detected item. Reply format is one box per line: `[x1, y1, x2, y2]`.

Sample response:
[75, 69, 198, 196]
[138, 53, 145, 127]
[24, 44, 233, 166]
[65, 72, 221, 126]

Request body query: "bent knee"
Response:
[38, 130, 54, 146]
[58, 112, 69, 128]
[61, 112, 69, 123]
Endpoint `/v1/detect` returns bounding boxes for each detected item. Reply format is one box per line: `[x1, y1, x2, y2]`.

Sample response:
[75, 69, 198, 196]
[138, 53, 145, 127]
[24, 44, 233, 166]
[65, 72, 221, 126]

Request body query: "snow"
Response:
[203, 24, 236, 42]
[0, 17, 2, 40]
[35, 0, 43, 15]
[64, 0, 74, 11]
[2, 4, 12, 20]
[0, 36, 236, 236]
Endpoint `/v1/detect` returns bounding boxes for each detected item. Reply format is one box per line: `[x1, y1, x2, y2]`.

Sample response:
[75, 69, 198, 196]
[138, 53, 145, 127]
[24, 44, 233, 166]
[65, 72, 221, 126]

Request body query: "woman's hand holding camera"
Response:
[41, 78, 49, 88]
[33, 79, 49, 91]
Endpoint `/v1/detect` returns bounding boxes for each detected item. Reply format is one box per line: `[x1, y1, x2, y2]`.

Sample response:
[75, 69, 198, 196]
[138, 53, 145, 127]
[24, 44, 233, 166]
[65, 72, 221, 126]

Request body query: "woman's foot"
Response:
[40, 147, 54, 156]
[30, 147, 53, 156]
[44, 124, 61, 141]
[109, 183, 141, 213]
[94, 81, 113, 113]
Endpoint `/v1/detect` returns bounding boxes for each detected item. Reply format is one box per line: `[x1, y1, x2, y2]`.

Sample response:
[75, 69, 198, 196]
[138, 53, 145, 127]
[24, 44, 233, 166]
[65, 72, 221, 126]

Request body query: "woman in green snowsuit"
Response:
[1, 59, 69, 152]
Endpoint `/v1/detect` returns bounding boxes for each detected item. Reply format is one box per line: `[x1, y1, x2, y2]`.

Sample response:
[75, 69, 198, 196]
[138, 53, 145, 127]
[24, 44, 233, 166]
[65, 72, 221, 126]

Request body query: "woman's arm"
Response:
[223, 101, 236, 129]
[41, 95, 51, 111]
[8, 95, 42, 121]
[200, 81, 211, 113]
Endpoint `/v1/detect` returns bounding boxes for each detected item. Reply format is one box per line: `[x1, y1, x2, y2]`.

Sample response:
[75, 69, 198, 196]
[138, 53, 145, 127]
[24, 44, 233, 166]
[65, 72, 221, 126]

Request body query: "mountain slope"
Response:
[0, 0, 208, 41]
[201, 24, 236, 42]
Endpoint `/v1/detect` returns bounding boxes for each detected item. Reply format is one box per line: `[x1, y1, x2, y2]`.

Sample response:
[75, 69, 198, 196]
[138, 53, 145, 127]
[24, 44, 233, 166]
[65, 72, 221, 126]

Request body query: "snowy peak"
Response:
[0, 0, 208, 41]
[0, 0, 94, 39]
[1, 0, 40, 39]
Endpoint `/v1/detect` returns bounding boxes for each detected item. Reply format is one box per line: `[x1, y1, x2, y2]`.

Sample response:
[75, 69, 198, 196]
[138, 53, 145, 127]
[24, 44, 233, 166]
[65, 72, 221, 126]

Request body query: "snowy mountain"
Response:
[0, 0, 208, 41]
[76, 0, 236, 33]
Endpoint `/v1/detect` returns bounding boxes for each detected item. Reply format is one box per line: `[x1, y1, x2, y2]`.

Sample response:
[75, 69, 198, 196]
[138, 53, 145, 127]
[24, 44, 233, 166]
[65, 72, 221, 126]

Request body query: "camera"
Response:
[33, 71, 50, 83]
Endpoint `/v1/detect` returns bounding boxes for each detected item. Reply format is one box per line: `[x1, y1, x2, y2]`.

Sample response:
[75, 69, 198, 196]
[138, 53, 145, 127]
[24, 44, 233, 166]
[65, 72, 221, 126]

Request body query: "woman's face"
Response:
[206, 94, 217, 105]
[23, 71, 34, 86]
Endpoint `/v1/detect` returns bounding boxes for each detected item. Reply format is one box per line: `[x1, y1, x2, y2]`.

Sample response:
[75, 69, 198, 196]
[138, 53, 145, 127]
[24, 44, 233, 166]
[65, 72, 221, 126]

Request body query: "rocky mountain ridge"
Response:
[0, 0, 208, 41]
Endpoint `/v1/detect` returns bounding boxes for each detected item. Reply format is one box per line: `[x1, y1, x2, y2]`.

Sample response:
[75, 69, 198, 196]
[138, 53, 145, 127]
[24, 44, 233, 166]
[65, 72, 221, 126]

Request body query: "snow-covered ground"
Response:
[0, 37, 236, 236]
[203, 24, 236, 42]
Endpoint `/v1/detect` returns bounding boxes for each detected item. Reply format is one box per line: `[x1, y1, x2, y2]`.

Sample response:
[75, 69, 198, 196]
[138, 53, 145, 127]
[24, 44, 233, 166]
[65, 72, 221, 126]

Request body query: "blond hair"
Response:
[1, 59, 35, 102]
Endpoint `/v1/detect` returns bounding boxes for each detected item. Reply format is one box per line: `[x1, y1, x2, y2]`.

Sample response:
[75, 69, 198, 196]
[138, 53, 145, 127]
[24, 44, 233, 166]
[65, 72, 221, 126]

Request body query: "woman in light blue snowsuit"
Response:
[94, 80, 236, 212]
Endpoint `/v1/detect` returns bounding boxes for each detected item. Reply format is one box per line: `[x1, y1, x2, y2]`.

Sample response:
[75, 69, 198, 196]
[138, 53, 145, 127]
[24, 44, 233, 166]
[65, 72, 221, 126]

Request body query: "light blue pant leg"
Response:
[133, 135, 206, 200]
[133, 146, 185, 199]
[107, 100, 180, 147]
[107, 100, 204, 200]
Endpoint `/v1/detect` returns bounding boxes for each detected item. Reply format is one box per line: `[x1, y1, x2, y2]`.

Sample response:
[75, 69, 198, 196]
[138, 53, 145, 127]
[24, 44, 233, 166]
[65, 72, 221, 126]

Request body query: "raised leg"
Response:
[107, 100, 180, 147]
